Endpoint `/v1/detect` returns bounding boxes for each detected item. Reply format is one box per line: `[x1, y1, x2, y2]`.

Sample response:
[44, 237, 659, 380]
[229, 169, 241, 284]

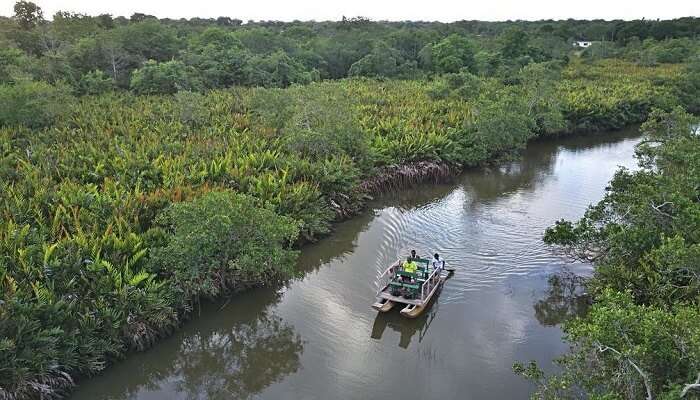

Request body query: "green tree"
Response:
[234, 27, 294, 55]
[518, 62, 565, 135]
[244, 50, 313, 88]
[77, 70, 115, 95]
[33, 46, 77, 87]
[645, 38, 694, 63]
[0, 47, 31, 83]
[389, 28, 435, 62]
[50, 11, 100, 43]
[130, 60, 199, 95]
[431, 34, 476, 73]
[183, 27, 248, 88]
[674, 58, 700, 113]
[458, 89, 534, 164]
[150, 191, 300, 299]
[100, 32, 134, 86]
[314, 35, 372, 79]
[285, 84, 371, 169]
[544, 107, 700, 303]
[581, 41, 620, 60]
[474, 50, 501, 76]
[518, 290, 700, 400]
[117, 20, 181, 62]
[96, 13, 114, 29]
[13, 1, 43, 30]
[499, 27, 530, 60]
[68, 33, 136, 87]
[348, 41, 399, 78]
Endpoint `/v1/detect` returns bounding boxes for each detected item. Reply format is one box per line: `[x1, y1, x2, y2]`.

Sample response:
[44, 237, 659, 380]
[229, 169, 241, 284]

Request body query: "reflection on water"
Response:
[71, 128, 641, 400]
[371, 300, 441, 349]
[173, 313, 302, 399]
[73, 289, 303, 400]
[534, 270, 591, 326]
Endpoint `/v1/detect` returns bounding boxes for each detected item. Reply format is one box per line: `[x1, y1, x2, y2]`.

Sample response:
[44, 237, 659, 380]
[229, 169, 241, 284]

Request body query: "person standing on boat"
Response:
[410, 249, 418, 261]
[431, 253, 444, 274]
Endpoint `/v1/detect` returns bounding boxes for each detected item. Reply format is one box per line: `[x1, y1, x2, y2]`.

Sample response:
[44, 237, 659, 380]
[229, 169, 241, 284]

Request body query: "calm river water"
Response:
[71, 129, 641, 400]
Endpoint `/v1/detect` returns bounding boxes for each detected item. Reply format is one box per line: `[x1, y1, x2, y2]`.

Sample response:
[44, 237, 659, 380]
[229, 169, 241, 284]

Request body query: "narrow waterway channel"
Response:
[71, 129, 641, 400]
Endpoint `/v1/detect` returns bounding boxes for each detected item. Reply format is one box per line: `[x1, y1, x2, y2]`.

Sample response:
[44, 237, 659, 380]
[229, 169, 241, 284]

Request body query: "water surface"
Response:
[71, 129, 641, 400]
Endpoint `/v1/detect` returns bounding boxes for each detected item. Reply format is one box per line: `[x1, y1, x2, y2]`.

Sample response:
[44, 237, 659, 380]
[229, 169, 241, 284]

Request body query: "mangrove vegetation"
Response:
[1, 2, 699, 398]
[516, 107, 700, 400]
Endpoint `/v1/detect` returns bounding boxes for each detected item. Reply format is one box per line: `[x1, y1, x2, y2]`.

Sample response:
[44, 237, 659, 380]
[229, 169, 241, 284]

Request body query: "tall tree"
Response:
[13, 1, 43, 30]
[499, 27, 530, 59]
[431, 34, 476, 73]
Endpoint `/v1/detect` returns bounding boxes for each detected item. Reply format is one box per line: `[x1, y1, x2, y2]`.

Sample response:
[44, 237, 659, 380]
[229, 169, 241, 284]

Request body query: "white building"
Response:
[573, 41, 594, 48]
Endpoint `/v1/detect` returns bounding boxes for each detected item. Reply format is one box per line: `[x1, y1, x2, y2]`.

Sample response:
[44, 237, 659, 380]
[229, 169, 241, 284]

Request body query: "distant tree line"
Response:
[1, 1, 699, 95]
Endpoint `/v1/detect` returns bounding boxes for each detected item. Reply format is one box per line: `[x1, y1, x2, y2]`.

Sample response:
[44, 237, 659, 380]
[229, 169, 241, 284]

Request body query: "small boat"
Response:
[372, 257, 447, 318]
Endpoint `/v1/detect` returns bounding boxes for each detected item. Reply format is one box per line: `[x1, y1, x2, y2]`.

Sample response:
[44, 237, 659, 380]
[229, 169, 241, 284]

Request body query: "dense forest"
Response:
[1, 2, 700, 94]
[1, 1, 699, 399]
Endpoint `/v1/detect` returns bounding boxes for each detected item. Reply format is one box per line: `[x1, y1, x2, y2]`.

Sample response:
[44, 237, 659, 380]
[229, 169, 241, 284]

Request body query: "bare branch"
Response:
[597, 343, 653, 400]
[681, 373, 700, 397]
[650, 201, 675, 219]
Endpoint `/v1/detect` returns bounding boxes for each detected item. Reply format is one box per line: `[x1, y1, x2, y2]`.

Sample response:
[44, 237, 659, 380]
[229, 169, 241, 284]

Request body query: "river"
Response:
[70, 129, 641, 400]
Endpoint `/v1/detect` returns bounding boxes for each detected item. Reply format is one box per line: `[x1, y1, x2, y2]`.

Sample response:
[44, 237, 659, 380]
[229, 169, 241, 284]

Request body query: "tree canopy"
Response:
[1, 2, 698, 94]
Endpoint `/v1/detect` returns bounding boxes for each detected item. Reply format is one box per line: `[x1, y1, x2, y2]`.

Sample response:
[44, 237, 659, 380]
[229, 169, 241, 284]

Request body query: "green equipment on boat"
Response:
[372, 256, 448, 318]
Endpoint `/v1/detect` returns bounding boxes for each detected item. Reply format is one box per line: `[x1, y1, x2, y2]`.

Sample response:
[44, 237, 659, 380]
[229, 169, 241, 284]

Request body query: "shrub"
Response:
[149, 191, 300, 301]
[0, 80, 72, 128]
[77, 70, 115, 95]
[130, 60, 199, 95]
[0, 47, 31, 84]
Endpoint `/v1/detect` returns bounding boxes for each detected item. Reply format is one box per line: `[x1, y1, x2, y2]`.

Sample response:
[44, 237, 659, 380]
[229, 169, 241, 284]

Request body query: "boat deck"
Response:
[376, 273, 445, 306]
[377, 289, 424, 305]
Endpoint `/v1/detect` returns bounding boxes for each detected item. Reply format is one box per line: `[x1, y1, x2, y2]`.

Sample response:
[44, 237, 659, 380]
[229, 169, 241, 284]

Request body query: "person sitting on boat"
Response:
[431, 253, 444, 274]
[401, 257, 418, 282]
[409, 249, 418, 261]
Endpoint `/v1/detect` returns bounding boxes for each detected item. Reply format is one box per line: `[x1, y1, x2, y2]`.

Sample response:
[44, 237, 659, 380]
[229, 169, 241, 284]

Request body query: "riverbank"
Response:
[0, 60, 687, 399]
[522, 107, 700, 400]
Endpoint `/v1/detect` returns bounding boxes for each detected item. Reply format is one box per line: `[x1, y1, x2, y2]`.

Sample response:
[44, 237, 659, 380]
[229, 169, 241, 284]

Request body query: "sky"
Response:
[0, 0, 698, 22]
